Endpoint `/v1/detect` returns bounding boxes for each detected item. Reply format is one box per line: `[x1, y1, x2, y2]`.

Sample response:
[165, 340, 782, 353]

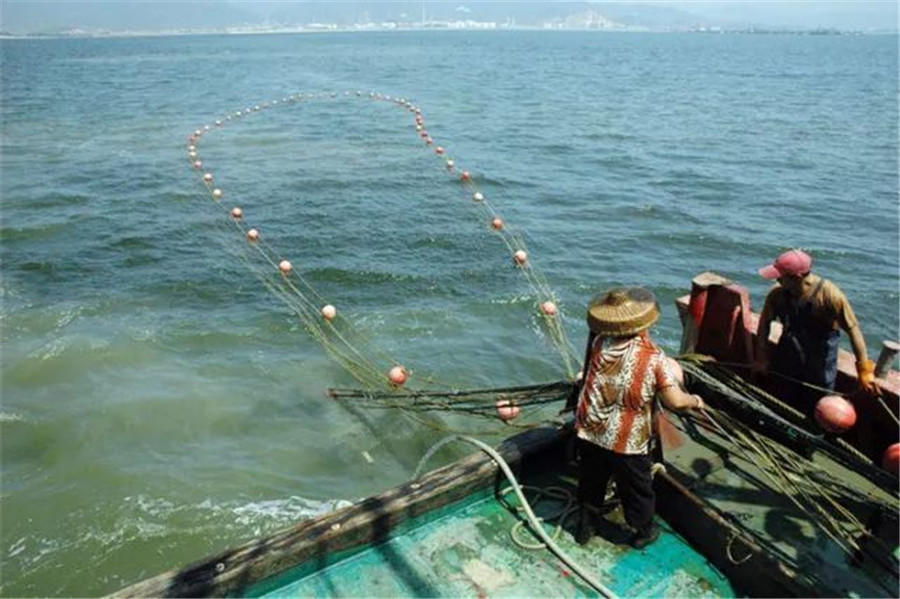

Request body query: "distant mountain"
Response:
[0, 0, 705, 34]
[0, 0, 894, 35]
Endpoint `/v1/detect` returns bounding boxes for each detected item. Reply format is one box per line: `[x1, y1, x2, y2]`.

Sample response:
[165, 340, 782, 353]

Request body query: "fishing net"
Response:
[186, 91, 579, 425]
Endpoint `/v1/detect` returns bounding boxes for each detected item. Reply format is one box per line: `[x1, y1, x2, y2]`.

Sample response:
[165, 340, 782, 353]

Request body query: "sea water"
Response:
[1, 31, 897, 597]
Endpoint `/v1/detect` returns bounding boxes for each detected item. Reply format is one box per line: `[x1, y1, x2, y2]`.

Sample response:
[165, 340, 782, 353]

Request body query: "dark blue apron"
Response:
[771, 278, 840, 391]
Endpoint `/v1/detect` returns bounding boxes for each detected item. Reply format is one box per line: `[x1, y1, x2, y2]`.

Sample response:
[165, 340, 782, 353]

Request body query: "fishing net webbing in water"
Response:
[185, 91, 580, 428]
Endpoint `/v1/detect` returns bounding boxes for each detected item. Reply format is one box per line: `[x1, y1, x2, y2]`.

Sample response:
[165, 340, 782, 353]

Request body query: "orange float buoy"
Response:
[321, 304, 337, 322]
[279, 260, 292, 275]
[247, 228, 259, 242]
[388, 365, 408, 386]
[814, 395, 857, 434]
[231, 207, 242, 219]
[203, 173, 213, 182]
[496, 399, 520, 421]
[461, 171, 471, 182]
[881, 443, 899, 475]
[435, 146, 444, 155]
[514, 250, 528, 265]
[212, 188, 223, 200]
[491, 217, 504, 230]
[540, 301, 558, 316]
[473, 192, 484, 202]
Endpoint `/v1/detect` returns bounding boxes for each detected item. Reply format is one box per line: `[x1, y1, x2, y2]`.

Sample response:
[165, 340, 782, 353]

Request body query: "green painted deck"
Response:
[243, 484, 735, 598]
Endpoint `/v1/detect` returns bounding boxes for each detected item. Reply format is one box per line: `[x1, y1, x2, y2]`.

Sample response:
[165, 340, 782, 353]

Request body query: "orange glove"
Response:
[857, 359, 882, 396]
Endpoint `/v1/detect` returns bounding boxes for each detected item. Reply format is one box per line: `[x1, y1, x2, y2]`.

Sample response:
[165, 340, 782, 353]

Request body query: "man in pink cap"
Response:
[754, 249, 880, 409]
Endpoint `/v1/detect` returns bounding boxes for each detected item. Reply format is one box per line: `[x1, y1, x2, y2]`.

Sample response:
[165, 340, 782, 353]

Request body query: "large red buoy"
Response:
[388, 366, 407, 386]
[814, 395, 857, 434]
[882, 443, 899, 475]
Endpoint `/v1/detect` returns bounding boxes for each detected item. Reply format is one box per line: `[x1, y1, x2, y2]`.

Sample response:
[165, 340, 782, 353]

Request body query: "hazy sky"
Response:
[1, 1, 898, 33]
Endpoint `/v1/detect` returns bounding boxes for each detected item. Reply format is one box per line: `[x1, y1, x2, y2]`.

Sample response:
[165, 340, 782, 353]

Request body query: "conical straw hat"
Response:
[587, 287, 660, 336]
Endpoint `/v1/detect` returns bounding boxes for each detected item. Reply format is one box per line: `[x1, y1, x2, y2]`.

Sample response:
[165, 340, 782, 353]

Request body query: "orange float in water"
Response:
[496, 399, 520, 421]
[882, 443, 899, 475]
[247, 229, 260, 242]
[540, 301, 558, 316]
[814, 395, 857, 434]
[388, 366, 407, 386]
[321, 304, 337, 322]
[231, 207, 243, 219]
[514, 250, 528, 265]
[435, 146, 445, 155]
[491, 217, 504, 230]
[279, 260, 292, 275]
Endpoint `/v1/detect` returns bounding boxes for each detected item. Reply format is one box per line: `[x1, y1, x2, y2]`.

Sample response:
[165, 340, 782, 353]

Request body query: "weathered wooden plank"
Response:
[111, 426, 567, 598]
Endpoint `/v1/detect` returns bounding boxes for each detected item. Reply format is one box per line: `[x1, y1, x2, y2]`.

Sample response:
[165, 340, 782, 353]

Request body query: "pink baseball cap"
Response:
[758, 249, 813, 280]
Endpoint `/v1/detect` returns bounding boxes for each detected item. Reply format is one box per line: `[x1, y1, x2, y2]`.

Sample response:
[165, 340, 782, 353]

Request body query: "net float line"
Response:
[405, 104, 579, 377]
[185, 91, 579, 400]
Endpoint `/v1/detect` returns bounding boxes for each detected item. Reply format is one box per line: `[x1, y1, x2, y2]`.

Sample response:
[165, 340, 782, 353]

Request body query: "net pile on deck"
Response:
[678, 358, 898, 586]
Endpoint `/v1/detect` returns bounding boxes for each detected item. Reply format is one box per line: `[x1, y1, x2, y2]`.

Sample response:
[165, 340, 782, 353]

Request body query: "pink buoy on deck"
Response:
[814, 395, 857, 434]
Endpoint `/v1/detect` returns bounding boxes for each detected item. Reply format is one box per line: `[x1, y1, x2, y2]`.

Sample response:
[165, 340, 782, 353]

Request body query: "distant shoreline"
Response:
[1, 25, 897, 41]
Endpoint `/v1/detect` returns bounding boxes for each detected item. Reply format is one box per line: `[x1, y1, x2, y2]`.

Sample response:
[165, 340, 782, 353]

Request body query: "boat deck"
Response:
[662, 409, 898, 598]
[246, 471, 736, 599]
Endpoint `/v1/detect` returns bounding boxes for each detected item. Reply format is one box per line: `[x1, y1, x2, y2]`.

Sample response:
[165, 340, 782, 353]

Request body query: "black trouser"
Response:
[577, 439, 655, 534]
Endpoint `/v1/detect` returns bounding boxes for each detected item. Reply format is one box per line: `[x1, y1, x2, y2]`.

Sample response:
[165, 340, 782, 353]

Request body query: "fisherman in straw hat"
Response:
[569, 287, 706, 549]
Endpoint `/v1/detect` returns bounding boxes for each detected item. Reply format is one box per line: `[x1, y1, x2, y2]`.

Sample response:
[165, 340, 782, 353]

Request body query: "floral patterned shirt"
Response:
[575, 333, 678, 455]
